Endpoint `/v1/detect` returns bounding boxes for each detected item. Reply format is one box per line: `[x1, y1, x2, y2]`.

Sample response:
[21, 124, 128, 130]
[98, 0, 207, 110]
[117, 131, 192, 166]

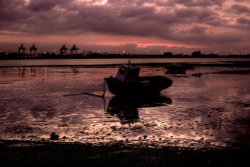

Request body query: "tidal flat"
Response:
[0, 62, 250, 166]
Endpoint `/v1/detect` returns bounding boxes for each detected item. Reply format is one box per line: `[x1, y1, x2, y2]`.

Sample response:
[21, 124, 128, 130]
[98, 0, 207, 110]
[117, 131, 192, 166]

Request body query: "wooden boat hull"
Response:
[104, 76, 173, 96]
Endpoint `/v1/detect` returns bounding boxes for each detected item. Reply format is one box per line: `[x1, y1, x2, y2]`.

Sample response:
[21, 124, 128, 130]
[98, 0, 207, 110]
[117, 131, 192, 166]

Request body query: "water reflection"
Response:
[1, 65, 250, 148]
[0, 67, 48, 82]
[18, 67, 44, 78]
[105, 95, 172, 124]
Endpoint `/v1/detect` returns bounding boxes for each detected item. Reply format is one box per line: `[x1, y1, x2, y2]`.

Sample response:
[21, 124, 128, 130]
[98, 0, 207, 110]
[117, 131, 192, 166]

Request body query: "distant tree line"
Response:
[164, 51, 250, 58]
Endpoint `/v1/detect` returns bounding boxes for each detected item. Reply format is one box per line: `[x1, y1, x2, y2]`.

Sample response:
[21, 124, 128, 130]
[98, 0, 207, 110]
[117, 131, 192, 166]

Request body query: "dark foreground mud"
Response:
[0, 140, 249, 167]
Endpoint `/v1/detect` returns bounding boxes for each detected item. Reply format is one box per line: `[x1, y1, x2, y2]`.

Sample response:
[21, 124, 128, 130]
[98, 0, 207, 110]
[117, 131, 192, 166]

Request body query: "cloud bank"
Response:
[0, 0, 250, 54]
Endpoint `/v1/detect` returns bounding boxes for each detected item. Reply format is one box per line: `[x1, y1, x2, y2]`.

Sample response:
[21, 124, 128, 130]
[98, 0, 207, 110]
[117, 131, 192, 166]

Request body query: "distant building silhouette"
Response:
[60, 44, 68, 55]
[70, 44, 79, 55]
[30, 44, 37, 56]
[18, 44, 26, 54]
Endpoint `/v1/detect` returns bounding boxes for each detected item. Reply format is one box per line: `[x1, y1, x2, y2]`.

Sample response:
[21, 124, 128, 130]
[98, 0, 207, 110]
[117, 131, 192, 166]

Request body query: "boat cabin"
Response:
[115, 64, 140, 83]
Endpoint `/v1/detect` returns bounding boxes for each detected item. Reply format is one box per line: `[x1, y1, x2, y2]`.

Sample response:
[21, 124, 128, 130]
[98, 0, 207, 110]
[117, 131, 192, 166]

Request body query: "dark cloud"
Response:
[77, 5, 167, 37]
[107, 0, 145, 6]
[167, 0, 224, 6]
[0, 0, 28, 21]
[174, 8, 218, 23]
[119, 6, 155, 18]
[230, 4, 250, 15]
[107, 0, 224, 7]
[237, 17, 250, 26]
[28, 0, 68, 12]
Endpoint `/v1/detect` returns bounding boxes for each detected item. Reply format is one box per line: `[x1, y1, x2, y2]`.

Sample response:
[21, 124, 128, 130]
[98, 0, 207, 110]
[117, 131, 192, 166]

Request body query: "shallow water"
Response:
[0, 66, 250, 148]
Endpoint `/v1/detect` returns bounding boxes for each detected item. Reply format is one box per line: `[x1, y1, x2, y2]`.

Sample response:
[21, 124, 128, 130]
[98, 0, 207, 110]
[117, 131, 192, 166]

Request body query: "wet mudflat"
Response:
[0, 64, 250, 166]
[0, 139, 249, 167]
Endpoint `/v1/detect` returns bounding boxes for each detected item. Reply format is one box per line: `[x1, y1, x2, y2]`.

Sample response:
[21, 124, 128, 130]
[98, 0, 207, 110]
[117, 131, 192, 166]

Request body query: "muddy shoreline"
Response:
[0, 139, 249, 167]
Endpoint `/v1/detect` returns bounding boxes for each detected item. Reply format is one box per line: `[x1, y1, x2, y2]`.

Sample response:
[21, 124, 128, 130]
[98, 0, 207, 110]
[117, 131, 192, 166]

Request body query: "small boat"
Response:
[104, 62, 173, 96]
[165, 63, 194, 74]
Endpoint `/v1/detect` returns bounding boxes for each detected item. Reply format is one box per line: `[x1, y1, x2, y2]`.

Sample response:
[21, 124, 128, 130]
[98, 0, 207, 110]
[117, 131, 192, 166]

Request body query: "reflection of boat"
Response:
[104, 62, 173, 96]
[106, 95, 172, 124]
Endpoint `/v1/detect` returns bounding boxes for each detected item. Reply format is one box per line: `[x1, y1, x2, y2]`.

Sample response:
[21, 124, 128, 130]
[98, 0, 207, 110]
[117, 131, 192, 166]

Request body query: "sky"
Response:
[0, 0, 250, 54]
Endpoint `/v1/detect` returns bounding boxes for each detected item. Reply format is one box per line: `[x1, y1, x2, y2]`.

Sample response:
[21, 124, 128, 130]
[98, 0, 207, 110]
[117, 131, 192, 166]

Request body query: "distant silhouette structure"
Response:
[30, 44, 37, 56]
[192, 51, 202, 57]
[164, 52, 174, 57]
[60, 44, 68, 55]
[18, 44, 26, 54]
[70, 44, 79, 55]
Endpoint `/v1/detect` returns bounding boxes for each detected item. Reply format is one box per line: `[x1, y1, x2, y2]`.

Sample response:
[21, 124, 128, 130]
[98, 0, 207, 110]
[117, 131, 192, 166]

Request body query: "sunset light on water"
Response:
[0, 64, 249, 149]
